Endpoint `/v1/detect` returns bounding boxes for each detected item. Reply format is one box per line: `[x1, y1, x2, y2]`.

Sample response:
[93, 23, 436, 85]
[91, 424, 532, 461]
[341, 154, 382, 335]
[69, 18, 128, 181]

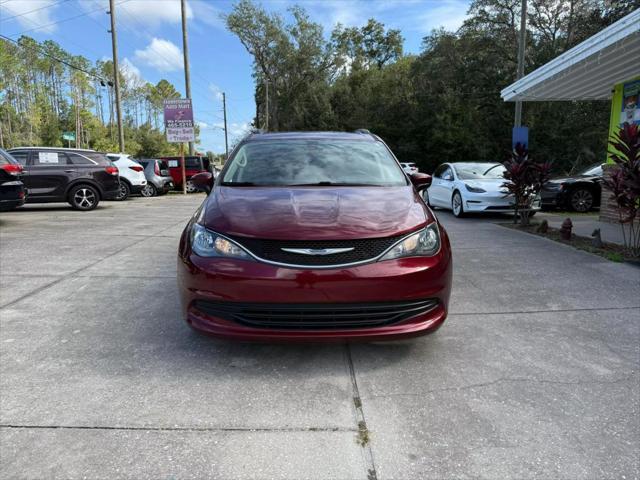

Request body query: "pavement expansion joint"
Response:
[345, 343, 378, 480]
[0, 424, 356, 433]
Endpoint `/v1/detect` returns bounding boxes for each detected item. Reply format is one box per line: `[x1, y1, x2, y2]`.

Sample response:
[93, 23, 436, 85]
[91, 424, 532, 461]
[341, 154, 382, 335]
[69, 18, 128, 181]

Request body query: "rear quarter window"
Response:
[85, 152, 111, 165]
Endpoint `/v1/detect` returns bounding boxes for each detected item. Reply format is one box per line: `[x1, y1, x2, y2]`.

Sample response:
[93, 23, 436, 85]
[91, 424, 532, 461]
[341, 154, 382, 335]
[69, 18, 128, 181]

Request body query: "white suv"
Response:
[106, 153, 147, 200]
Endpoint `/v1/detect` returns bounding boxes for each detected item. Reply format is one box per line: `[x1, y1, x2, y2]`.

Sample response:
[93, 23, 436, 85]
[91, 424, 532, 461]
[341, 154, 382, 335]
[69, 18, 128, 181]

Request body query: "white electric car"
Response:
[106, 153, 147, 200]
[423, 162, 541, 218]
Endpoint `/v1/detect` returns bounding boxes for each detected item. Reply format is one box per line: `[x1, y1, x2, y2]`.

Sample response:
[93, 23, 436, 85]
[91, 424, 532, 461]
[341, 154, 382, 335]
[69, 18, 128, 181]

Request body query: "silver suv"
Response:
[137, 159, 174, 197]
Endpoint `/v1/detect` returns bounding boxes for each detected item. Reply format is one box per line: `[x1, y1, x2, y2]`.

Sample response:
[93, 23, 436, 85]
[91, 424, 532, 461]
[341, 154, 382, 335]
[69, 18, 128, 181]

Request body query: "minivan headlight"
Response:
[380, 223, 440, 261]
[191, 223, 251, 259]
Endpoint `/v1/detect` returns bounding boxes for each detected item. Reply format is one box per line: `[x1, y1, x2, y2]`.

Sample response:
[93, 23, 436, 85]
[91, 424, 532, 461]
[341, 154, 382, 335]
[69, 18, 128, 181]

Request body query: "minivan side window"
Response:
[34, 151, 69, 166]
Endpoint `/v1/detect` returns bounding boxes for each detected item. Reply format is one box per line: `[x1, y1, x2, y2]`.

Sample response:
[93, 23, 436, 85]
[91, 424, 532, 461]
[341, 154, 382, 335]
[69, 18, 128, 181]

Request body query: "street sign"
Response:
[163, 98, 195, 143]
[62, 132, 76, 141]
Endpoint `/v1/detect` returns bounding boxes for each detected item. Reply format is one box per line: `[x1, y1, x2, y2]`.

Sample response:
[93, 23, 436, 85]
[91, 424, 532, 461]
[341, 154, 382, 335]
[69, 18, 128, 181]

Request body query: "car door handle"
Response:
[64, 169, 74, 173]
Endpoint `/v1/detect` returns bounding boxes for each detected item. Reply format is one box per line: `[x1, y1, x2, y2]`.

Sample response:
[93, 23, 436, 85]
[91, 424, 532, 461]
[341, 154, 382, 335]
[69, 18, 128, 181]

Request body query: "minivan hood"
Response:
[203, 186, 429, 240]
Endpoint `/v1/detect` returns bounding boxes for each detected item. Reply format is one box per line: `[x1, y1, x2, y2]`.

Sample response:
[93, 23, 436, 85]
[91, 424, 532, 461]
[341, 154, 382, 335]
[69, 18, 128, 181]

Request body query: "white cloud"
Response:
[229, 122, 251, 137]
[119, 0, 192, 29]
[134, 38, 183, 72]
[209, 84, 224, 102]
[120, 58, 142, 82]
[1, 0, 60, 33]
[197, 121, 209, 128]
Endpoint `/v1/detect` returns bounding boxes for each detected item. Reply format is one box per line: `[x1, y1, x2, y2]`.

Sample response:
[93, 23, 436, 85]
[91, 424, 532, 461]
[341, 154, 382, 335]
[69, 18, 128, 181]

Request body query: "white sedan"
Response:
[423, 162, 541, 218]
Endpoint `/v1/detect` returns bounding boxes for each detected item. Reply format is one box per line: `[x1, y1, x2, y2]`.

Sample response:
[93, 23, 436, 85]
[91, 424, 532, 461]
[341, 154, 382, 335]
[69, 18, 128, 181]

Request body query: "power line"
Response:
[0, 0, 71, 23]
[0, 33, 110, 84]
[6, 0, 132, 37]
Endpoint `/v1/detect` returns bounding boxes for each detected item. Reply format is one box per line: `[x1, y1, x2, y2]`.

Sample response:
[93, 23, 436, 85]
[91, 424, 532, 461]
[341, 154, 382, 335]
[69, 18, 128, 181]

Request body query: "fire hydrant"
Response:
[560, 218, 573, 240]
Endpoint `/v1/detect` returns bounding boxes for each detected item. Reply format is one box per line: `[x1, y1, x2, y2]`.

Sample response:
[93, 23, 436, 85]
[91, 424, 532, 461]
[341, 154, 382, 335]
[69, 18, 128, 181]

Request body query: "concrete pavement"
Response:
[1, 196, 638, 479]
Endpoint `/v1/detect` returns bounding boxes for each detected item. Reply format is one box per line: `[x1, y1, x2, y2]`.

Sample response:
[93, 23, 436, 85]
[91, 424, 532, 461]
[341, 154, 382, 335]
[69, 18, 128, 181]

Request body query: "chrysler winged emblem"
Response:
[281, 247, 354, 256]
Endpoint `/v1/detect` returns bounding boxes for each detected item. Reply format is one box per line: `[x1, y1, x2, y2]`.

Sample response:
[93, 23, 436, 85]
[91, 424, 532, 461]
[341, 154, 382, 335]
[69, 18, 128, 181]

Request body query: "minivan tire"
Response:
[69, 185, 99, 211]
[116, 180, 130, 201]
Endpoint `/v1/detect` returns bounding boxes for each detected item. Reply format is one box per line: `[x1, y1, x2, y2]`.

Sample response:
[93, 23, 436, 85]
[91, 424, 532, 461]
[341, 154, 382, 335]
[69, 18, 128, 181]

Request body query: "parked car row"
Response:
[417, 161, 604, 217]
[0, 147, 197, 211]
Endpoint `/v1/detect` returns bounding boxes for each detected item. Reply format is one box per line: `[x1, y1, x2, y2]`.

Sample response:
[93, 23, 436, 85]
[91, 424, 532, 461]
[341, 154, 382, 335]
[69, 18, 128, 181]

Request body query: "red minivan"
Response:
[178, 131, 452, 341]
[162, 155, 210, 192]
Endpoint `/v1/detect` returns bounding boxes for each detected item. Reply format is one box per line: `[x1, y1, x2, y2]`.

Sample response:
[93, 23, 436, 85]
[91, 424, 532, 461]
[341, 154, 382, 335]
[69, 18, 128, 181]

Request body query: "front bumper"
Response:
[463, 192, 541, 213]
[178, 227, 452, 342]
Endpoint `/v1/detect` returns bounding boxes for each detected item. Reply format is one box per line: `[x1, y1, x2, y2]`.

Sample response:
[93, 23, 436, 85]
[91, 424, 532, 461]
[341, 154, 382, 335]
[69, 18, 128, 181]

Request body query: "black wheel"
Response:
[141, 183, 156, 197]
[570, 188, 594, 212]
[69, 185, 99, 211]
[421, 189, 431, 206]
[452, 191, 465, 217]
[115, 181, 130, 201]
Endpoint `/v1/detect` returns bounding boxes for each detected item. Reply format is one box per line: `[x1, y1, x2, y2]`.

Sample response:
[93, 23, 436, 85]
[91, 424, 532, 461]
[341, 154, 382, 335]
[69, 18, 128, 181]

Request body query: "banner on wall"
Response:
[620, 79, 640, 126]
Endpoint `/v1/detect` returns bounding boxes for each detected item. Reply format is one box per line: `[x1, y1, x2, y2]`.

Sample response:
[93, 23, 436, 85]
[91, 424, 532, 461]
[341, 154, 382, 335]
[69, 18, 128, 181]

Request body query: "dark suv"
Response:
[7, 147, 120, 210]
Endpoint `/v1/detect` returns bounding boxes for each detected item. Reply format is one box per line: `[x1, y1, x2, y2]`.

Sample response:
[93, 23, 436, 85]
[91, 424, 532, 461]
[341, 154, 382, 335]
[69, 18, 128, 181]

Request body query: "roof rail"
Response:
[354, 128, 371, 134]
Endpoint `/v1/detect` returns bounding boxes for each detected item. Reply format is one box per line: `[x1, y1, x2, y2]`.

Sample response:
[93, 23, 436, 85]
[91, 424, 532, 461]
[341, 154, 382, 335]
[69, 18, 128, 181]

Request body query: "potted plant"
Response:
[502, 143, 552, 226]
[603, 123, 640, 257]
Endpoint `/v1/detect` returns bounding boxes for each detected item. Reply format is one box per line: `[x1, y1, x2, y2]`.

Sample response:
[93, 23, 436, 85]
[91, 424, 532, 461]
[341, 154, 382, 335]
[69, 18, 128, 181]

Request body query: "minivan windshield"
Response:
[222, 140, 407, 186]
[454, 163, 505, 180]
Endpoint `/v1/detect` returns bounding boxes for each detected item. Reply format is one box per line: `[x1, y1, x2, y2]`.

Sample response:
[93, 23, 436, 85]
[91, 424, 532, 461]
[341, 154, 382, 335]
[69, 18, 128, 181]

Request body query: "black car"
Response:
[7, 147, 120, 211]
[0, 148, 26, 211]
[541, 163, 603, 212]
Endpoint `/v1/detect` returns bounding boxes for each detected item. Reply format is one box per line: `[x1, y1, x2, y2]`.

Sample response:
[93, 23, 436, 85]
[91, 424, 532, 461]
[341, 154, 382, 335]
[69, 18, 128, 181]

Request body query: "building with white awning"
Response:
[501, 9, 640, 221]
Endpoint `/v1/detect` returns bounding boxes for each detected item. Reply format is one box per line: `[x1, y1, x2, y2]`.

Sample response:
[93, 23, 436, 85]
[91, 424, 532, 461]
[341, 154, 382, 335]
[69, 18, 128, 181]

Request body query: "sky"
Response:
[0, 0, 471, 154]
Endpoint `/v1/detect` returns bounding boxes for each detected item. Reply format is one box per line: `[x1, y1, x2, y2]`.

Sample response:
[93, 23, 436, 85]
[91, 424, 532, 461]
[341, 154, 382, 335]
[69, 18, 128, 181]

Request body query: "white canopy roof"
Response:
[501, 10, 640, 102]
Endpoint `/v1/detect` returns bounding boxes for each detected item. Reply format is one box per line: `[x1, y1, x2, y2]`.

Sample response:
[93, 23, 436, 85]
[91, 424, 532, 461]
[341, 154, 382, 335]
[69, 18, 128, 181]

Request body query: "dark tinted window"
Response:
[67, 153, 95, 165]
[185, 157, 203, 169]
[84, 152, 111, 165]
[433, 165, 447, 178]
[9, 151, 28, 165]
[33, 151, 69, 166]
[158, 160, 169, 171]
[138, 160, 150, 168]
[223, 139, 407, 186]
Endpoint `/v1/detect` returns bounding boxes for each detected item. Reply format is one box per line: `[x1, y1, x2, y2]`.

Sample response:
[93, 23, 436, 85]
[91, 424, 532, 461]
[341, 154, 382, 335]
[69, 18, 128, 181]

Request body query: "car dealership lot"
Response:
[1, 197, 638, 479]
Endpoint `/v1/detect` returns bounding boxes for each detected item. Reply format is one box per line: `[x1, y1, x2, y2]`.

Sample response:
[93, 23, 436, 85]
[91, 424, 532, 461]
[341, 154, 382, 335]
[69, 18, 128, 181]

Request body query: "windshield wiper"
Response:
[482, 165, 502, 176]
[220, 181, 256, 186]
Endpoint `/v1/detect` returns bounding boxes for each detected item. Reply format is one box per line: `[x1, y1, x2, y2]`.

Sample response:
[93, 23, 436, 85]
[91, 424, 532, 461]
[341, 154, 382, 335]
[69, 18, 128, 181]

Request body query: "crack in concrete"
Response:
[0, 424, 354, 433]
[365, 373, 638, 399]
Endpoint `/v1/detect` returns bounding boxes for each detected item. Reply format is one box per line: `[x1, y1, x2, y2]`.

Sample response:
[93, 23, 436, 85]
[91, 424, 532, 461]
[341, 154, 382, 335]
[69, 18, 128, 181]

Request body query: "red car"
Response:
[178, 131, 452, 341]
[162, 155, 210, 192]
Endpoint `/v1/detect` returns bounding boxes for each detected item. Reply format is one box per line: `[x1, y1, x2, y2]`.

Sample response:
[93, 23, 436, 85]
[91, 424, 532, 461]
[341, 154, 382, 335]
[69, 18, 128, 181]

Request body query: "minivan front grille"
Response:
[228, 234, 404, 266]
[193, 299, 439, 330]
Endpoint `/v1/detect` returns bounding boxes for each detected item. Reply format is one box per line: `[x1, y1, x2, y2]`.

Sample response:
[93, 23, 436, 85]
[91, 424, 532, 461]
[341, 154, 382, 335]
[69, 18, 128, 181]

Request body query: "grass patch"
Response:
[500, 222, 639, 264]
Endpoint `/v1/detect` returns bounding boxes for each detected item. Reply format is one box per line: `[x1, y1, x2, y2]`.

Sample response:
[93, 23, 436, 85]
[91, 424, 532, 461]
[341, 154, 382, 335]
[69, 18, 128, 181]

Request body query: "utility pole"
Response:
[264, 79, 269, 131]
[222, 92, 229, 160]
[180, 0, 194, 156]
[107, 0, 125, 153]
[514, 0, 527, 127]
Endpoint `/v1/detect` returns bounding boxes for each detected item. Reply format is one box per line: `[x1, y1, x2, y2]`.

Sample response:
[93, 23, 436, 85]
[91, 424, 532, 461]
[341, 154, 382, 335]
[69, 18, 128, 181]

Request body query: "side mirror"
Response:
[410, 173, 432, 191]
[190, 172, 214, 194]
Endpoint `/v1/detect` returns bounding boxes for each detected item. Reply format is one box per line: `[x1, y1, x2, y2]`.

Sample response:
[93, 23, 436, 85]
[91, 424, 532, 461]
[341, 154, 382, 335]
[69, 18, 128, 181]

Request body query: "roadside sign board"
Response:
[62, 132, 75, 141]
[163, 98, 195, 143]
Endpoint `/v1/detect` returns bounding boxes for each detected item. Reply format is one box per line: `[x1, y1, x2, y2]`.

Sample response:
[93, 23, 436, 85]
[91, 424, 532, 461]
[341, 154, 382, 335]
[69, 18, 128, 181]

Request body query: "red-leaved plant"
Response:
[603, 123, 640, 257]
[502, 143, 552, 225]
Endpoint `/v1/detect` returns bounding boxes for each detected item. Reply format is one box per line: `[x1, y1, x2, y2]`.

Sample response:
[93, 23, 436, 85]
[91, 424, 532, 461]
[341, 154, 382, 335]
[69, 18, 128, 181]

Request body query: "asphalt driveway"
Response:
[1, 196, 638, 479]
